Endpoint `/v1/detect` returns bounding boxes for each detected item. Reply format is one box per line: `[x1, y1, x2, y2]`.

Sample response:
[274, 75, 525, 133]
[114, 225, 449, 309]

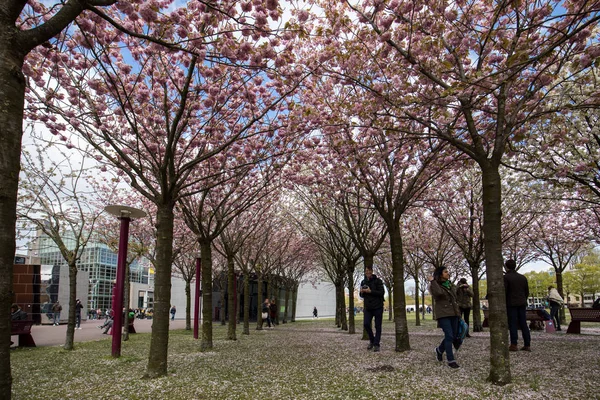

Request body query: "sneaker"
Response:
[367, 343, 374, 350]
[509, 344, 519, 352]
[448, 361, 460, 369]
[465, 334, 472, 338]
[373, 345, 380, 352]
[520, 346, 531, 352]
[435, 347, 443, 362]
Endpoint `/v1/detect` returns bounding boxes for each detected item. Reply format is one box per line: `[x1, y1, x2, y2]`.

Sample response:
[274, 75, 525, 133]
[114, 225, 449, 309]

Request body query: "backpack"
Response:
[453, 318, 469, 350]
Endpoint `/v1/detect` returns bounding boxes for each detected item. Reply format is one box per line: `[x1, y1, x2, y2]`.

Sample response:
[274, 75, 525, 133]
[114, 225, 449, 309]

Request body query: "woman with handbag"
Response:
[428, 266, 461, 369]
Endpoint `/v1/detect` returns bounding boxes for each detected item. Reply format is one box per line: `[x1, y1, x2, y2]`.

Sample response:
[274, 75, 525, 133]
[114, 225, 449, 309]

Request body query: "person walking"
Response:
[313, 306, 318, 319]
[359, 265, 385, 352]
[51, 301, 62, 326]
[504, 259, 531, 352]
[75, 299, 84, 329]
[170, 305, 176, 321]
[261, 298, 272, 329]
[428, 266, 461, 369]
[456, 278, 474, 338]
[547, 286, 564, 331]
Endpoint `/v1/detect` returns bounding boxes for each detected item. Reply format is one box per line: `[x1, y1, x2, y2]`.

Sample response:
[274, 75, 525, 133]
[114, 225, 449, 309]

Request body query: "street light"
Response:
[104, 205, 146, 358]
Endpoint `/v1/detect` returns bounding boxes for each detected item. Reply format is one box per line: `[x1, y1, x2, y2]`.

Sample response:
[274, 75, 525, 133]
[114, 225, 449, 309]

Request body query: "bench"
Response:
[11, 320, 36, 347]
[482, 309, 547, 329]
[566, 308, 600, 334]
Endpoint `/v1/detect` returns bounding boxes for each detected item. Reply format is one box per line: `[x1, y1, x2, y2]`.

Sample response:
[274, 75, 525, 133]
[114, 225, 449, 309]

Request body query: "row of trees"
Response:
[2, 2, 600, 397]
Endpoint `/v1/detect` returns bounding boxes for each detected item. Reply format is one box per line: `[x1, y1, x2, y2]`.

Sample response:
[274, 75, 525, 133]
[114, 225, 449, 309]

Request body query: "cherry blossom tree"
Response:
[18, 140, 108, 351]
[527, 205, 592, 321]
[25, 0, 304, 375]
[296, 0, 600, 384]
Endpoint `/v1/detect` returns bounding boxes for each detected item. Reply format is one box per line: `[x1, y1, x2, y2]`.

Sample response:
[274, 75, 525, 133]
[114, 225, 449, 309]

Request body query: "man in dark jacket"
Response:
[504, 259, 531, 351]
[359, 266, 385, 352]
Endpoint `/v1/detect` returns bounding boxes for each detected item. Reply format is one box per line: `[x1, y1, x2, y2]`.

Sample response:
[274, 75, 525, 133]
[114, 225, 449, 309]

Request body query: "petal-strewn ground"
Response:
[10, 317, 600, 399]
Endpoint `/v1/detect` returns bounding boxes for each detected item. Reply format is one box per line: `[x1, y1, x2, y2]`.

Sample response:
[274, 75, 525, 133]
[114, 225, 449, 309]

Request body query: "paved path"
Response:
[12, 318, 189, 347]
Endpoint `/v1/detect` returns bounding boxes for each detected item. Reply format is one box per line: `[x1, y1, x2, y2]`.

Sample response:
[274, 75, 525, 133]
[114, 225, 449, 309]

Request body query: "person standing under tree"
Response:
[456, 278, 474, 338]
[547, 286, 564, 331]
[52, 301, 62, 326]
[75, 299, 84, 329]
[504, 259, 531, 352]
[359, 266, 385, 352]
[170, 305, 176, 321]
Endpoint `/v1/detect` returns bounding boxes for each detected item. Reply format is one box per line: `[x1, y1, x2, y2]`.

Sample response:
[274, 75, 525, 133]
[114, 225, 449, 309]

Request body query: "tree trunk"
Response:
[555, 271, 566, 324]
[185, 280, 191, 330]
[481, 164, 511, 385]
[145, 204, 174, 378]
[339, 284, 348, 331]
[0, 45, 27, 398]
[243, 274, 250, 335]
[347, 269, 356, 334]
[335, 283, 341, 328]
[414, 276, 420, 327]
[389, 225, 410, 352]
[283, 286, 290, 323]
[389, 288, 394, 321]
[471, 263, 483, 332]
[291, 284, 298, 322]
[256, 277, 264, 330]
[220, 284, 226, 326]
[64, 261, 78, 350]
[200, 240, 213, 350]
[227, 255, 236, 340]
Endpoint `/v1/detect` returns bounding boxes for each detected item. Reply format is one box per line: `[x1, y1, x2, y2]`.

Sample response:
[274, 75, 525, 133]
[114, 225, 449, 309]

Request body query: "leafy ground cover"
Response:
[11, 316, 600, 399]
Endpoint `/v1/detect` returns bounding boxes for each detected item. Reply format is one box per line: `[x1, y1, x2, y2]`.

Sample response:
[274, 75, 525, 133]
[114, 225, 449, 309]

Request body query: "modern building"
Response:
[22, 233, 336, 323]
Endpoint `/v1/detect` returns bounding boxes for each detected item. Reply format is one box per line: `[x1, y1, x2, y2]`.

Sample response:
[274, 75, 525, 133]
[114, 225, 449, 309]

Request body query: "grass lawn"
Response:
[10, 314, 600, 399]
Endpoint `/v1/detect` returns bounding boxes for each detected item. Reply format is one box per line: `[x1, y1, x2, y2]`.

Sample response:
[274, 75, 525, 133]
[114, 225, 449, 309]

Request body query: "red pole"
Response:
[193, 257, 201, 339]
[111, 216, 130, 357]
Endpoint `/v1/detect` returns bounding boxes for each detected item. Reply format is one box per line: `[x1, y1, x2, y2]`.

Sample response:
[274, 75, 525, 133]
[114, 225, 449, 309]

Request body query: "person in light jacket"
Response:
[456, 278, 474, 337]
[547, 286, 564, 331]
[428, 266, 461, 369]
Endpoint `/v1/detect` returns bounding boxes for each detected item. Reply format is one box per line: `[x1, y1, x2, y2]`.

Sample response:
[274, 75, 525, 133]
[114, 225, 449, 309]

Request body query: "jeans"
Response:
[549, 302, 561, 330]
[53, 312, 60, 325]
[437, 316, 459, 362]
[363, 307, 383, 346]
[507, 306, 531, 346]
[171, 313, 175, 321]
[76, 314, 81, 328]
[460, 307, 471, 334]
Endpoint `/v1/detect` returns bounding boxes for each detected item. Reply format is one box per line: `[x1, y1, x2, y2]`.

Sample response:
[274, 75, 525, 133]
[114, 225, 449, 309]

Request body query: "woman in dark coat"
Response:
[428, 266, 461, 369]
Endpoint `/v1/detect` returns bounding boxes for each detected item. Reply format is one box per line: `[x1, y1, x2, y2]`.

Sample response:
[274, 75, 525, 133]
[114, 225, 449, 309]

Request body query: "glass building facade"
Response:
[36, 234, 148, 314]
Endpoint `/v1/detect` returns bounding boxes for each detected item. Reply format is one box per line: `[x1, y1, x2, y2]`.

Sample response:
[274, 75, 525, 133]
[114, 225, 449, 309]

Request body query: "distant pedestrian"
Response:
[270, 299, 278, 325]
[456, 278, 474, 337]
[546, 286, 563, 331]
[313, 307, 318, 319]
[11, 304, 28, 320]
[75, 299, 84, 329]
[170, 305, 176, 321]
[360, 265, 385, 352]
[504, 259, 531, 352]
[428, 266, 461, 369]
[52, 301, 62, 326]
[98, 311, 113, 334]
[261, 298, 272, 329]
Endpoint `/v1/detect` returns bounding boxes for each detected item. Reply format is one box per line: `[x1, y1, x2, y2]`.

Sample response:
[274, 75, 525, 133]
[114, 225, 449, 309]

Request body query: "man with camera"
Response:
[360, 265, 385, 352]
